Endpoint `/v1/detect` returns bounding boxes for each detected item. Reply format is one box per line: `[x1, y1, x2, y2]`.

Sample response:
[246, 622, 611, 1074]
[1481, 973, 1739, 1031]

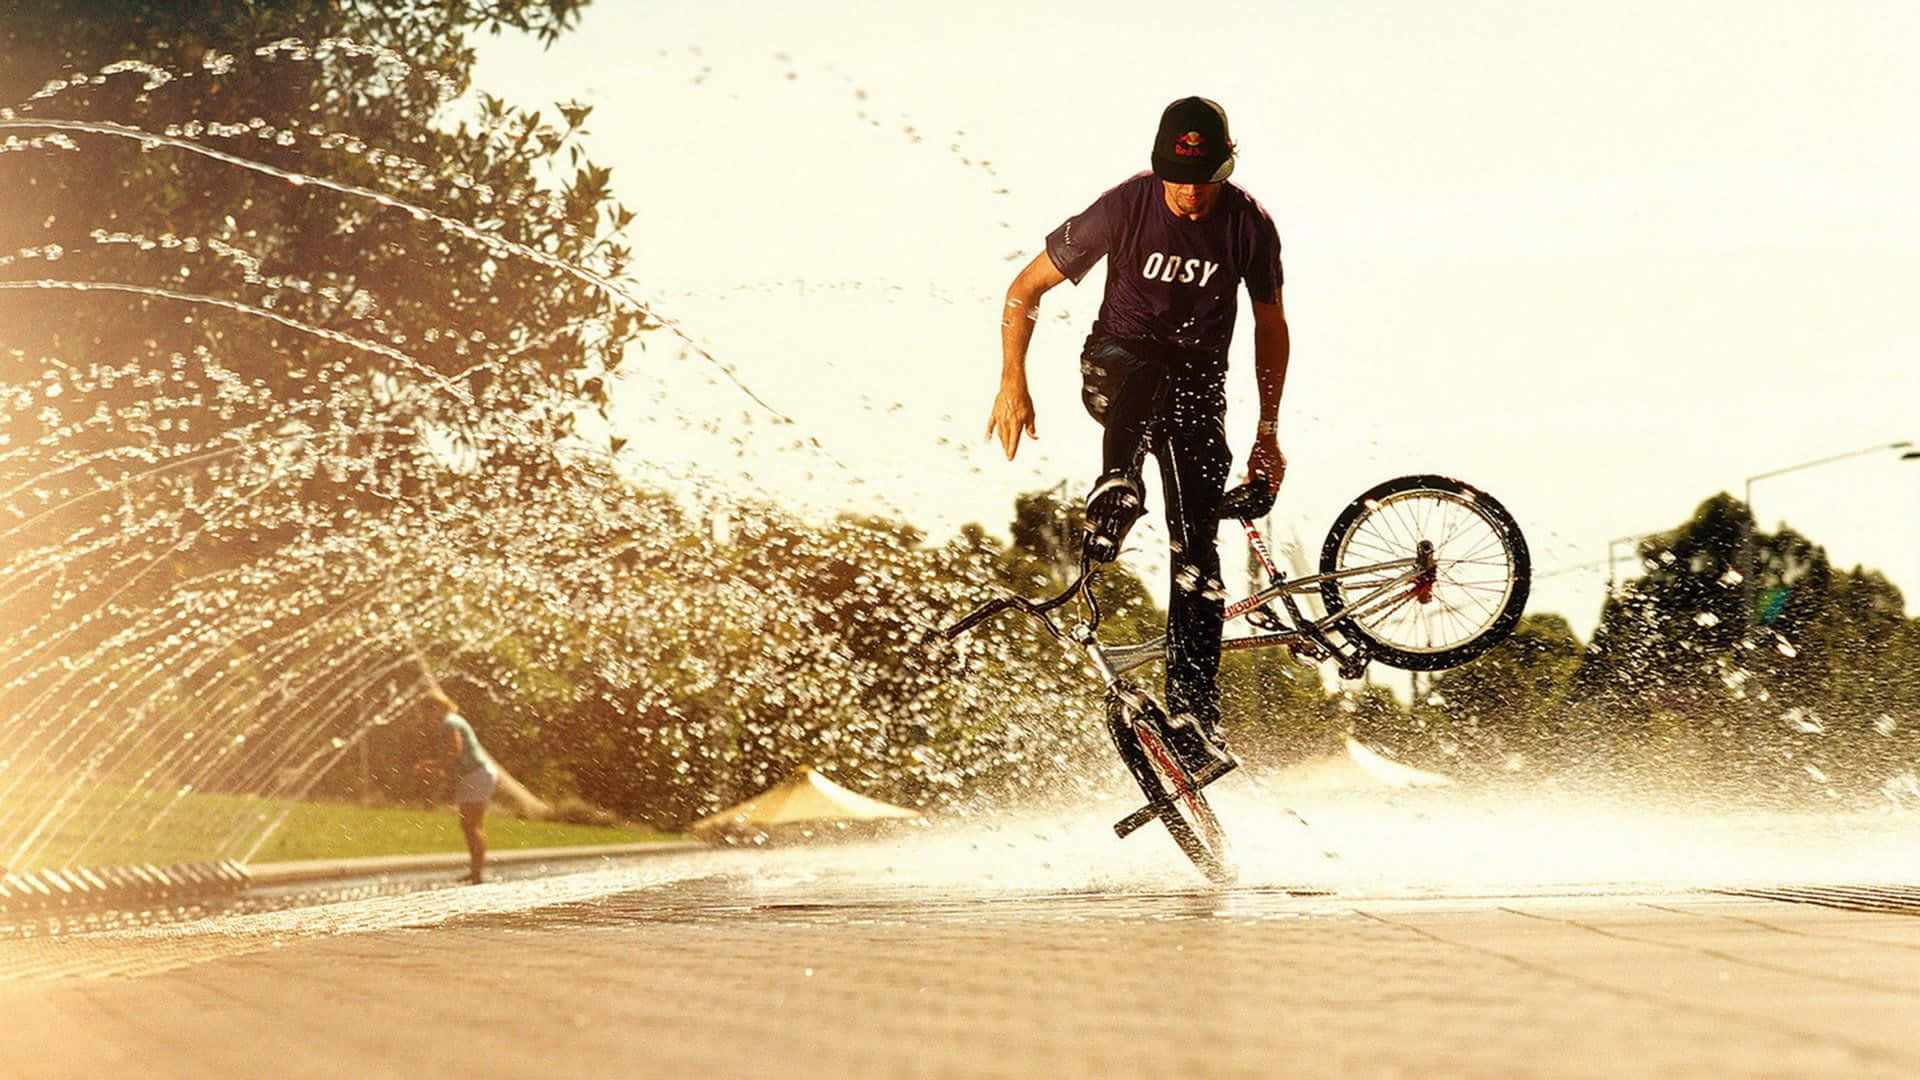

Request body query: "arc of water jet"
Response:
[0, 575, 344, 864]
[0, 417, 577, 696]
[215, 647, 478, 854]
[234, 687, 419, 865]
[3, 497, 546, 863]
[48, 578, 415, 868]
[217, 620, 547, 855]
[0, 427, 278, 542]
[0, 341, 605, 553]
[4, 530, 450, 869]
[0, 118, 885, 500]
[0, 527, 364, 778]
[0, 435, 893, 868]
[60, 648, 361, 867]
[0, 475, 279, 715]
[0, 529, 135, 623]
[155, 643, 423, 866]
[0, 280, 470, 404]
[0, 417, 426, 546]
[0, 120, 759, 411]
[11, 499, 595, 860]
[21, 227, 602, 379]
[44, 625, 387, 870]
[0, 426, 264, 524]
[0, 512, 417, 781]
[178, 581, 441, 807]
[0, 411, 517, 675]
[236, 656, 420, 805]
[0, 607, 277, 867]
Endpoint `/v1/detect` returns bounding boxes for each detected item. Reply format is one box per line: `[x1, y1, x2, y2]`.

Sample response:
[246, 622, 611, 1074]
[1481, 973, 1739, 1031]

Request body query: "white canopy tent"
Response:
[1267, 737, 1456, 791]
[690, 767, 923, 841]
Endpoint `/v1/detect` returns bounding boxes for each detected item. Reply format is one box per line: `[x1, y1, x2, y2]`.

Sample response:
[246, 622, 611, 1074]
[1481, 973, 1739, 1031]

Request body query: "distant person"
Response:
[985, 96, 1288, 774]
[416, 688, 496, 884]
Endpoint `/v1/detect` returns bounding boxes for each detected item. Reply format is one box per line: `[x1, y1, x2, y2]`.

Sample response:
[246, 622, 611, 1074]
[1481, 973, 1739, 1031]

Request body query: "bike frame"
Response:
[947, 514, 1438, 686]
[1102, 516, 1430, 679]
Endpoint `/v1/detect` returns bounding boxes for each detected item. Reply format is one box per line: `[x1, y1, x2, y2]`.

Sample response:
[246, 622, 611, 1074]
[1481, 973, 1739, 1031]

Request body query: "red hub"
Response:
[1412, 539, 1438, 604]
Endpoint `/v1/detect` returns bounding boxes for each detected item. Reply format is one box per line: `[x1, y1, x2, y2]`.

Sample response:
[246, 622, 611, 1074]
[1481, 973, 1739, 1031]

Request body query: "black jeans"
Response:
[1079, 330, 1231, 735]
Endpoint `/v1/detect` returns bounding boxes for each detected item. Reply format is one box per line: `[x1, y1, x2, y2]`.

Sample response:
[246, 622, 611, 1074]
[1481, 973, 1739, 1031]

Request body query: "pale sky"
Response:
[475, 0, 1920, 635]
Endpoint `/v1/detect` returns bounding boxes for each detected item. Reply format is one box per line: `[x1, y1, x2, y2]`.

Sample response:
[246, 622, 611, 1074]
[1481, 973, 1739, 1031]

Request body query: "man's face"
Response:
[1162, 180, 1223, 219]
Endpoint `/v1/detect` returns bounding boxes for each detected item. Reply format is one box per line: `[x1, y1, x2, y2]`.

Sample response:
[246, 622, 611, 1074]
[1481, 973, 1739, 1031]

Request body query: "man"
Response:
[985, 96, 1289, 772]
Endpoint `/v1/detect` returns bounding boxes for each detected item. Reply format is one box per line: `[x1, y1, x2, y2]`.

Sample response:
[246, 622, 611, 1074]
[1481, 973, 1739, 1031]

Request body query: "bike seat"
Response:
[1218, 479, 1275, 521]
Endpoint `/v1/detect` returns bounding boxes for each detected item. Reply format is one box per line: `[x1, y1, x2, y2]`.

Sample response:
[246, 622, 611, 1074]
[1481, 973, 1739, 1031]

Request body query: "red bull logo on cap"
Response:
[1173, 131, 1206, 157]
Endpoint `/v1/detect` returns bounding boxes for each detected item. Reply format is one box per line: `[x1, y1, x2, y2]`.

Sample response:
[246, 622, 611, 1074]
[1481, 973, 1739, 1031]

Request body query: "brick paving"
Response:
[3, 855, 1918, 1079]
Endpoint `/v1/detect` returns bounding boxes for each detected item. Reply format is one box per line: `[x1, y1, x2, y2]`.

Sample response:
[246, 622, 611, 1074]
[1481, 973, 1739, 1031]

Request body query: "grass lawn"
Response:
[246, 801, 682, 864]
[3, 776, 681, 873]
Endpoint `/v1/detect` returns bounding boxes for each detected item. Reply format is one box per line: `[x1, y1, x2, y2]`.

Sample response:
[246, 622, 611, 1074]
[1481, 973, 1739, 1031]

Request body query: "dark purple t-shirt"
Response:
[1046, 172, 1283, 353]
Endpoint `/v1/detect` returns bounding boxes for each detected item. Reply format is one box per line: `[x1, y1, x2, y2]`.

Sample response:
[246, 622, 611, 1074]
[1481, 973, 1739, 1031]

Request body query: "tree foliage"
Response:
[1385, 493, 1920, 805]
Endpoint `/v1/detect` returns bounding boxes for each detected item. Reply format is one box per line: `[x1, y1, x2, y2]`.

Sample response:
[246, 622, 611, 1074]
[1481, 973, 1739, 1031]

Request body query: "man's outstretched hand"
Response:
[986, 382, 1037, 460]
[1248, 435, 1287, 493]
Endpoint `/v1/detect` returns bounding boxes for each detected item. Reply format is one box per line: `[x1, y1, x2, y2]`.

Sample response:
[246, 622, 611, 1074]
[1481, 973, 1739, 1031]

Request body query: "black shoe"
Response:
[1162, 712, 1235, 780]
[1083, 473, 1144, 564]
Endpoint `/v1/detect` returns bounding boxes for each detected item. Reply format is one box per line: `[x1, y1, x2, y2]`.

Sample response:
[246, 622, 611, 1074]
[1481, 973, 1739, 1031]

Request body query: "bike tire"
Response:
[1106, 689, 1235, 885]
[1318, 474, 1530, 672]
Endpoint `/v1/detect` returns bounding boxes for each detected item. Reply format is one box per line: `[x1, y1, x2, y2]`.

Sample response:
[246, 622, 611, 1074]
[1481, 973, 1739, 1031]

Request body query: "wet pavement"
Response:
[5, 800, 1920, 1078]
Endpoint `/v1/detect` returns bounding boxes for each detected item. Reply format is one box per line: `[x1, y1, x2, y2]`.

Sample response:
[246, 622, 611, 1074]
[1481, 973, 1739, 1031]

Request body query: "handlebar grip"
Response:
[943, 597, 1014, 640]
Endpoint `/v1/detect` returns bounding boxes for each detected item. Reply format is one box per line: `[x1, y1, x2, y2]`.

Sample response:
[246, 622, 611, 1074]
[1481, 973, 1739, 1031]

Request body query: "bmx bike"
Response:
[943, 474, 1531, 884]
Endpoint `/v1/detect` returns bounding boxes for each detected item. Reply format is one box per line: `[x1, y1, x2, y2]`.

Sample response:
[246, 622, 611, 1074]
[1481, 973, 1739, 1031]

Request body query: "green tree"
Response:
[0, 3, 654, 859]
[1418, 612, 1583, 774]
[0, 5, 634, 593]
[1217, 645, 1332, 767]
[1568, 492, 1920, 804]
[1000, 485, 1162, 642]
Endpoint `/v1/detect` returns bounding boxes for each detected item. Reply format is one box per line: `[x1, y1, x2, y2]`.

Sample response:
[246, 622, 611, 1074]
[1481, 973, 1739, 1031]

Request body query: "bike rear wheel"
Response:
[1318, 474, 1530, 671]
[1106, 689, 1235, 885]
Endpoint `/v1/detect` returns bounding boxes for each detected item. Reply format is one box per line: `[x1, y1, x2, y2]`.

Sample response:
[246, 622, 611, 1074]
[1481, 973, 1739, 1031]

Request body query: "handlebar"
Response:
[947, 481, 1272, 642]
[943, 561, 1097, 642]
[942, 597, 1018, 640]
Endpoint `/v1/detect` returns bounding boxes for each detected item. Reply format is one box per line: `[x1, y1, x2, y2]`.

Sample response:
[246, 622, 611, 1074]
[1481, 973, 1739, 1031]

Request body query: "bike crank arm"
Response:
[1113, 755, 1238, 838]
[1114, 802, 1157, 838]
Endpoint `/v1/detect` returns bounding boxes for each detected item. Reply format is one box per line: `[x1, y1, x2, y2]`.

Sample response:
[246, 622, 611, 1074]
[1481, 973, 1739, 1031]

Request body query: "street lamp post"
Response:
[1744, 440, 1914, 529]
[1742, 440, 1916, 627]
[1606, 532, 1663, 594]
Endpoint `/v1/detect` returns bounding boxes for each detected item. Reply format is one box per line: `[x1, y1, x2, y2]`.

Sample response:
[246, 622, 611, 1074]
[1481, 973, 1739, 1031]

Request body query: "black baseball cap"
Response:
[1151, 96, 1236, 184]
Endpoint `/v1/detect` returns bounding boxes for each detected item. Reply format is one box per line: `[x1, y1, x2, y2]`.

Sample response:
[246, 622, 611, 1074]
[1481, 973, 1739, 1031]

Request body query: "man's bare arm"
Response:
[1247, 292, 1290, 490]
[987, 251, 1068, 460]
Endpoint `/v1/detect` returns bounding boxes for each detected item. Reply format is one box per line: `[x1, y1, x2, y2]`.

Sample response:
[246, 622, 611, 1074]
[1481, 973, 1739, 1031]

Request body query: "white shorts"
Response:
[455, 765, 498, 805]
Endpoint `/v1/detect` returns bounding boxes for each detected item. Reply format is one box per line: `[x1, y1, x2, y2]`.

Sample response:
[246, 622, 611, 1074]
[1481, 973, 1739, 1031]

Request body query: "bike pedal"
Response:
[1114, 803, 1156, 838]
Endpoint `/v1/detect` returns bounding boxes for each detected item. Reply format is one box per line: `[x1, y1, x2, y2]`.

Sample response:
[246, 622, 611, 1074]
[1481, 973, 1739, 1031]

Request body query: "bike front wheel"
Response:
[1318, 474, 1530, 671]
[1107, 689, 1235, 885]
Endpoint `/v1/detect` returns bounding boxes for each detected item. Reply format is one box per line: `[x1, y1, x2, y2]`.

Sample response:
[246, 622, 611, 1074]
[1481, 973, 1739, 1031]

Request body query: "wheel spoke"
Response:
[1326, 480, 1527, 660]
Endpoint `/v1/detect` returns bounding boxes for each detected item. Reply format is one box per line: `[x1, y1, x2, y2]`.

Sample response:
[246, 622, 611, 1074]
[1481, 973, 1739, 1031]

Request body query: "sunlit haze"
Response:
[7, 7, 1920, 1073]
